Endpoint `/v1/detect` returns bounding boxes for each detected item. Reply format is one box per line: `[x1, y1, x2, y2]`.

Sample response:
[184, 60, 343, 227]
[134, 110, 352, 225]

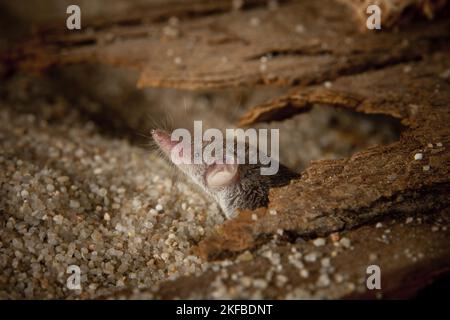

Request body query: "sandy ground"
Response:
[0, 66, 402, 298]
[0, 75, 225, 299]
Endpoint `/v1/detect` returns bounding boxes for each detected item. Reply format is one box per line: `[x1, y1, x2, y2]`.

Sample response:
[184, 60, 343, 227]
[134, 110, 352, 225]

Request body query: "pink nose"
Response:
[152, 129, 178, 152]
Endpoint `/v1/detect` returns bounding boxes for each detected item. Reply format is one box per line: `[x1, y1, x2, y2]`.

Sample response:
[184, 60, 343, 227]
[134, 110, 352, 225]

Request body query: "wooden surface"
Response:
[4, 0, 450, 299]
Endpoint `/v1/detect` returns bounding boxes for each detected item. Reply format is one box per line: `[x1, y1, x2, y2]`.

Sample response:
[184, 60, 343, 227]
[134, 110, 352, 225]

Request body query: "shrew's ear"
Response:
[206, 163, 238, 187]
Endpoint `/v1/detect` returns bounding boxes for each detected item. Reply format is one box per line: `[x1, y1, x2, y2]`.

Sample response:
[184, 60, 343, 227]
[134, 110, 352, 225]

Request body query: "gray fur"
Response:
[152, 129, 299, 218]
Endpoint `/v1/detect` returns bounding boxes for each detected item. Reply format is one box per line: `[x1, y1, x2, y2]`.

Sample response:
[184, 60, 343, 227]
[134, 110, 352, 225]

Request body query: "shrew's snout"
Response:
[152, 129, 178, 154]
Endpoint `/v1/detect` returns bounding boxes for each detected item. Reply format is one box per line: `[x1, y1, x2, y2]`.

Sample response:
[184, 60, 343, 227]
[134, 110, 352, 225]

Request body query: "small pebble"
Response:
[276, 274, 288, 286]
[403, 65, 412, 73]
[414, 153, 423, 160]
[294, 24, 305, 33]
[69, 200, 80, 208]
[304, 252, 317, 262]
[237, 250, 253, 262]
[334, 273, 344, 283]
[323, 81, 332, 88]
[53, 215, 64, 225]
[320, 257, 331, 268]
[250, 17, 261, 27]
[339, 237, 351, 248]
[317, 274, 331, 287]
[313, 238, 326, 247]
[174, 57, 182, 65]
[57, 176, 69, 183]
[300, 269, 309, 278]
